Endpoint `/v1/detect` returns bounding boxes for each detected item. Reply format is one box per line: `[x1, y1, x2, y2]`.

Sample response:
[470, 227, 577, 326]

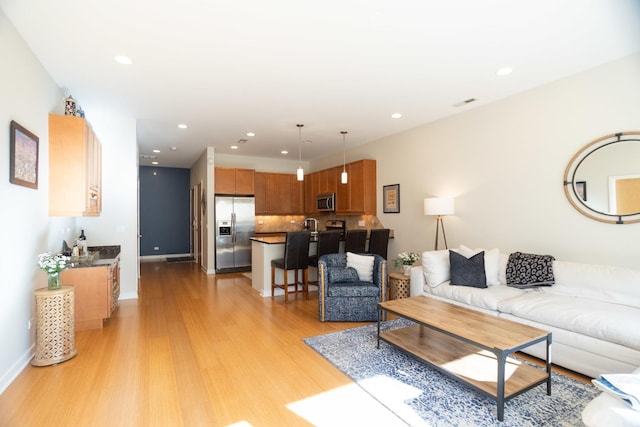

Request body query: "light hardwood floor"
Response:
[0, 261, 590, 426]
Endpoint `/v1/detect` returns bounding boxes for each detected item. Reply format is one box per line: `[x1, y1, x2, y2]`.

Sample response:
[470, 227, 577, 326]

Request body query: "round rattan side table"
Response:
[388, 272, 410, 300]
[32, 286, 77, 366]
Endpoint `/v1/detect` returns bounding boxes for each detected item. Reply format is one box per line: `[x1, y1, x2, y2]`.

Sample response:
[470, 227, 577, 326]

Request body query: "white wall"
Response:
[314, 53, 640, 269]
[76, 110, 139, 299]
[214, 152, 308, 174]
[0, 10, 76, 392]
[191, 147, 216, 273]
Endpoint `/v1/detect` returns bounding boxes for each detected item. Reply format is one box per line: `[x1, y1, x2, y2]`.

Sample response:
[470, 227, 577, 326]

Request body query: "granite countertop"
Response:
[251, 235, 319, 244]
[67, 245, 121, 268]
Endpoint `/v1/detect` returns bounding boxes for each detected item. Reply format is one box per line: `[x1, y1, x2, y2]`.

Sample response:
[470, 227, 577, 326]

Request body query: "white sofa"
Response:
[409, 247, 640, 379]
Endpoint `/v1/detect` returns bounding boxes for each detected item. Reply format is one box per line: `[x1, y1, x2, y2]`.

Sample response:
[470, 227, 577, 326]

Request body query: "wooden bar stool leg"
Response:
[271, 266, 275, 299]
[284, 268, 289, 303]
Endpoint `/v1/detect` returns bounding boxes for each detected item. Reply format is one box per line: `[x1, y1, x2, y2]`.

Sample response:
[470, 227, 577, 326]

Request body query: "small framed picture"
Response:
[9, 121, 39, 189]
[383, 184, 400, 213]
[575, 181, 587, 202]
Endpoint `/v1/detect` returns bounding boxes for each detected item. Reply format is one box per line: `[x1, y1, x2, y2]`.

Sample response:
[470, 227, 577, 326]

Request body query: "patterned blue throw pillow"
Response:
[328, 267, 360, 283]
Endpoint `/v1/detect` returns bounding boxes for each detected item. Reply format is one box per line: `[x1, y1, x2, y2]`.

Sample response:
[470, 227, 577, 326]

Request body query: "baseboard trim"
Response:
[0, 345, 34, 395]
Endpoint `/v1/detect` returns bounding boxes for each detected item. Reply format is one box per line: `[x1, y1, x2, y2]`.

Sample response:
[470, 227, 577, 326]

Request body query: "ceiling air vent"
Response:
[453, 98, 477, 108]
[139, 154, 158, 160]
[237, 139, 248, 145]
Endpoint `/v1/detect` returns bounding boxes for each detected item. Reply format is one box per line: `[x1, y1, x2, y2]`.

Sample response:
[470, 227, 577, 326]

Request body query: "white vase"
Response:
[403, 265, 412, 275]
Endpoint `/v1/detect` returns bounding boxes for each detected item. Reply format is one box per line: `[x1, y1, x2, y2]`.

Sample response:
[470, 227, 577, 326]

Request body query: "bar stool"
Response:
[368, 228, 391, 259]
[344, 229, 367, 253]
[271, 231, 311, 303]
[308, 230, 342, 284]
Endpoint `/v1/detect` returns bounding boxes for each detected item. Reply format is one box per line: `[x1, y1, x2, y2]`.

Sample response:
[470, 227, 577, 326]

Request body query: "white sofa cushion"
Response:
[583, 368, 640, 427]
[426, 282, 525, 312]
[498, 292, 640, 350]
[458, 245, 501, 286]
[542, 261, 640, 309]
[421, 249, 451, 287]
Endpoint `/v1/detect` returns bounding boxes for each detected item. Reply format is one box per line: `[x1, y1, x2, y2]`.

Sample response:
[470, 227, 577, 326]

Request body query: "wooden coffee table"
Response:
[377, 296, 552, 421]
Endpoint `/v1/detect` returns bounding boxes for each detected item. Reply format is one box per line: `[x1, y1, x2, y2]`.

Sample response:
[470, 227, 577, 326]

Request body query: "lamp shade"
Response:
[424, 197, 455, 216]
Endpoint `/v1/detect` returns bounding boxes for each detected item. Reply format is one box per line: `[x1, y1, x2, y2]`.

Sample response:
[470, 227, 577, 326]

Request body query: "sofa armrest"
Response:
[410, 265, 426, 297]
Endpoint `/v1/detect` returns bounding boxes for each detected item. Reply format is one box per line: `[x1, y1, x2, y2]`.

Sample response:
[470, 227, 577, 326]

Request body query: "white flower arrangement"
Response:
[394, 252, 420, 268]
[37, 252, 69, 274]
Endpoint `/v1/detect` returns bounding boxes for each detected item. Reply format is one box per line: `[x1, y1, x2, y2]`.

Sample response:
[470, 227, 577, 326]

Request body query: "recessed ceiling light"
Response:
[496, 67, 513, 76]
[151, 161, 159, 165]
[246, 132, 255, 137]
[304, 140, 312, 144]
[281, 150, 288, 155]
[171, 146, 177, 151]
[230, 145, 239, 150]
[152, 149, 160, 153]
[391, 113, 402, 119]
[177, 124, 187, 129]
[114, 55, 133, 65]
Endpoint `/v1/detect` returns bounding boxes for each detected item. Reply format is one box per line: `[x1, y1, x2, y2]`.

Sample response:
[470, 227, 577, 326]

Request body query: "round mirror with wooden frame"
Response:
[563, 131, 640, 224]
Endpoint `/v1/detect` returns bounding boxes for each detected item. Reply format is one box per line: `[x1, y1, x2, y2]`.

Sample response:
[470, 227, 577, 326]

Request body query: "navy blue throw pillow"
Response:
[449, 250, 487, 288]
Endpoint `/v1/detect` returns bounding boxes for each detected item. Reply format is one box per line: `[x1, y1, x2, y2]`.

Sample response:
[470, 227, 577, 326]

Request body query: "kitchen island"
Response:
[251, 236, 331, 297]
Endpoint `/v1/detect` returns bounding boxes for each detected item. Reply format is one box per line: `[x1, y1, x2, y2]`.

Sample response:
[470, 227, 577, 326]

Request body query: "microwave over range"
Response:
[317, 193, 335, 212]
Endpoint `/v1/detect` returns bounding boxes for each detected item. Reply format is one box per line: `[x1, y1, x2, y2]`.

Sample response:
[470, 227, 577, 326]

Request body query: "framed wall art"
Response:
[383, 184, 400, 213]
[10, 120, 39, 189]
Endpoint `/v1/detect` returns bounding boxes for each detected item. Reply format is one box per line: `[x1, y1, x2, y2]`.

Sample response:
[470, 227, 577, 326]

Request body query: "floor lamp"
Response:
[424, 197, 455, 250]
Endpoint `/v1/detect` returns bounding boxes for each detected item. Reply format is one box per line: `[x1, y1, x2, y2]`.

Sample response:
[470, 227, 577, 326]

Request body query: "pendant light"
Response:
[296, 124, 304, 181]
[340, 131, 348, 184]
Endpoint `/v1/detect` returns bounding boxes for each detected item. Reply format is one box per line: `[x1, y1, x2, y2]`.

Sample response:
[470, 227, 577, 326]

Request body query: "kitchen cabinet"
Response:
[48, 114, 102, 216]
[289, 175, 304, 214]
[61, 257, 120, 330]
[255, 172, 302, 214]
[304, 172, 320, 214]
[336, 159, 377, 215]
[215, 167, 255, 195]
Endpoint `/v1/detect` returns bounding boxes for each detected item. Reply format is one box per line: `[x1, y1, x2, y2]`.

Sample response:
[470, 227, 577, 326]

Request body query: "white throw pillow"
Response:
[346, 252, 375, 282]
[421, 250, 451, 287]
[458, 245, 501, 286]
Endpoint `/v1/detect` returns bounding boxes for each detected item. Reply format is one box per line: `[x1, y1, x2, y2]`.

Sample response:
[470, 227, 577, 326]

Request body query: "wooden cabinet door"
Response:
[235, 168, 255, 195]
[254, 172, 266, 214]
[276, 174, 291, 214]
[215, 167, 236, 194]
[304, 172, 319, 214]
[335, 166, 349, 213]
[264, 173, 279, 214]
[290, 175, 304, 214]
[49, 114, 101, 217]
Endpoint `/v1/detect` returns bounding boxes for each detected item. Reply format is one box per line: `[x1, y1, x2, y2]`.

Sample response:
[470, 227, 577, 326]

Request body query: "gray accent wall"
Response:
[139, 166, 191, 256]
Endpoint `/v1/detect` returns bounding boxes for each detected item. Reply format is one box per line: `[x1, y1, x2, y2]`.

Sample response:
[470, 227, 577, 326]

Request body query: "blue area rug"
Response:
[304, 319, 600, 427]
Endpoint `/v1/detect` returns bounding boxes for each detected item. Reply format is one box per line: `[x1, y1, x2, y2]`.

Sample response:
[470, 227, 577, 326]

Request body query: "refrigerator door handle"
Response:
[231, 212, 237, 244]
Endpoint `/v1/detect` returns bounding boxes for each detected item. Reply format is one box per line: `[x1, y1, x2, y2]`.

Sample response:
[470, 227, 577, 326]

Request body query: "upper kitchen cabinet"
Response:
[335, 159, 376, 215]
[215, 167, 255, 195]
[49, 114, 102, 216]
[255, 172, 303, 215]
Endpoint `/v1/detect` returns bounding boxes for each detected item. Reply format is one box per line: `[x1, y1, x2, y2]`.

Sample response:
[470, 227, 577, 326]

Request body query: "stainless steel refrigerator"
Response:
[215, 196, 255, 272]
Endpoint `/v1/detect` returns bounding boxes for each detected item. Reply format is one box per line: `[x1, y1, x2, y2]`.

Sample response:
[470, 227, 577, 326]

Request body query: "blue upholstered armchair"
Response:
[318, 253, 387, 322]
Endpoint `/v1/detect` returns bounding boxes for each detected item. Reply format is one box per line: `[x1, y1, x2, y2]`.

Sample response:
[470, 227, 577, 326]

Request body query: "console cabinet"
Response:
[61, 258, 120, 330]
[48, 114, 102, 216]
